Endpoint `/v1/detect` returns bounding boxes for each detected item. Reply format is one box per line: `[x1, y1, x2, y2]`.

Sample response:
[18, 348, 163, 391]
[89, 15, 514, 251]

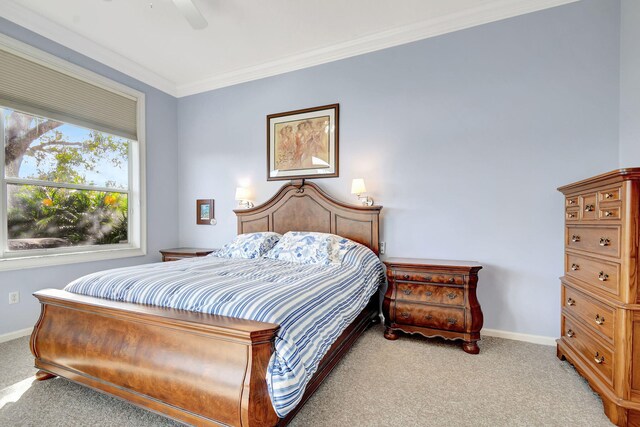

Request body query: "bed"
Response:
[29, 180, 383, 426]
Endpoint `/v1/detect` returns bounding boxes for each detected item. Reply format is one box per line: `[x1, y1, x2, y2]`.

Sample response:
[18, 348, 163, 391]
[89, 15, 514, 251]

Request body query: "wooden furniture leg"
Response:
[35, 370, 56, 381]
[384, 327, 399, 340]
[462, 341, 479, 354]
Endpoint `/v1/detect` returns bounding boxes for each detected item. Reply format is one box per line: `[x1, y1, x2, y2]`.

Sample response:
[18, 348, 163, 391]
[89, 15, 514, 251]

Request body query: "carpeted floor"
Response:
[0, 325, 613, 426]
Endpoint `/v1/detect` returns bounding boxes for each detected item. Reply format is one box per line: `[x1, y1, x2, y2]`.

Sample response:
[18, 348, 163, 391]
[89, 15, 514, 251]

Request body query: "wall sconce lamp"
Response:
[235, 187, 254, 209]
[351, 178, 373, 206]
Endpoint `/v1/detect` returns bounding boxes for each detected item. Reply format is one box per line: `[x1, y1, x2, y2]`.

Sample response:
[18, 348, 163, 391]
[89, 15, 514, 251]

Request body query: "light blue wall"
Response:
[619, 0, 640, 166]
[178, 0, 621, 338]
[0, 18, 180, 336]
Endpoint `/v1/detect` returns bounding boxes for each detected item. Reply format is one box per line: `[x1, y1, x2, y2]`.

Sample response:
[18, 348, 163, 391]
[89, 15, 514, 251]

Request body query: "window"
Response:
[0, 35, 145, 270]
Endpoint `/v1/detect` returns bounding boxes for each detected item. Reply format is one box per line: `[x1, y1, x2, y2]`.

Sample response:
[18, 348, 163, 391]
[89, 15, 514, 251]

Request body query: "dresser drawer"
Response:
[598, 205, 621, 220]
[391, 270, 465, 285]
[566, 253, 620, 296]
[566, 196, 579, 208]
[395, 282, 464, 306]
[580, 193, 598, 220]
[566, 225, 620, 258]
[394, 301, 465, 332]
[598, 187, 621, 202]
[566, 208, 580, 221]
[562, 316, 613, 385]
[563, 286, 614, 341]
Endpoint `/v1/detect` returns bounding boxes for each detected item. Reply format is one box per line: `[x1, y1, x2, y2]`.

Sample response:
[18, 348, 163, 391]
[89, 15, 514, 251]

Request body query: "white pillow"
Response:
[264, 231, 356, 265]
[326, 234, 358, 264]
[215, 232, 282, 259]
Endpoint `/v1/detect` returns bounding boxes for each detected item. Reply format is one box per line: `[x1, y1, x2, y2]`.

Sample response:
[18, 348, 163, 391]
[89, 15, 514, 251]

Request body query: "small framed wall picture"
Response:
[196, 199, 215, 225]
[267, 103, 339, 181]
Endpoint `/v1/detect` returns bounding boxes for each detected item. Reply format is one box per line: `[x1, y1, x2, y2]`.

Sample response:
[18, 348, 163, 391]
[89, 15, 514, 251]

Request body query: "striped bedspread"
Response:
[64, 243, 384, 417]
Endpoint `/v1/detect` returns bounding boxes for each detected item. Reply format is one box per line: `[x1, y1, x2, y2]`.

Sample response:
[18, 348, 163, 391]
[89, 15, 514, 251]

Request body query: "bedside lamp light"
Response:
[235, 187, 254, 209]
[351, 178, 373, 206]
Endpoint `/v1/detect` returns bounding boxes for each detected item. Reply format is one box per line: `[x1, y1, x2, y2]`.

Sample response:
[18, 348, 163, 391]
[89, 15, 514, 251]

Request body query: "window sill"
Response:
[0, 246, 147, 272]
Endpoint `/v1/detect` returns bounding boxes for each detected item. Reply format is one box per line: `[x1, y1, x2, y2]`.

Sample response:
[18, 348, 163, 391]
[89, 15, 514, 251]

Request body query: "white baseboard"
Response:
[0, 327, 32, 344]
[482, 328, 556, 346]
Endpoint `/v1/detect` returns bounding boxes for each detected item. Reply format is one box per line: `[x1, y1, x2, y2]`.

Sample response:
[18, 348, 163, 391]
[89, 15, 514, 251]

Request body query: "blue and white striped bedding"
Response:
[64, 243, 384, 417]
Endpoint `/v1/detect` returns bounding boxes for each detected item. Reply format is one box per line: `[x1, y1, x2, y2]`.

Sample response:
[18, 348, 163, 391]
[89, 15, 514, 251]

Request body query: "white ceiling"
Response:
[1, 0, 578, 97]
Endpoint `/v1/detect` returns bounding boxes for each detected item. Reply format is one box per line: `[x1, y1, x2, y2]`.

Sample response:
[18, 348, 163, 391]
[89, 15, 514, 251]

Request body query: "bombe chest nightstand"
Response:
[382, 258, 483, 354]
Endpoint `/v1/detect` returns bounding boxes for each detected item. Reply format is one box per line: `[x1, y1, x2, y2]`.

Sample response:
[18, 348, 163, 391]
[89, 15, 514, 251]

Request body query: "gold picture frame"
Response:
[267, 104, 339, 181]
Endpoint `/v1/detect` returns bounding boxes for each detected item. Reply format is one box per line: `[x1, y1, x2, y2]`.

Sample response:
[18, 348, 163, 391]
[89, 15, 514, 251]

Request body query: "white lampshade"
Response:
[351, 178, 367, 195]
[235, 187, 250, 201]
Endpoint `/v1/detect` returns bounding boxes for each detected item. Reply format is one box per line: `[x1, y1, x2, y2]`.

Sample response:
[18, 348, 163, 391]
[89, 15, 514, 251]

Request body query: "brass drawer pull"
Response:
[571, 235, 580, 243]
[595, 314, 605, 325]
[598, 271, 609, 282]
[604, 211, 613, 217]
[448, 277, 455, 284]
[425, 291, 433, 297]
[604, 193, 613, 199]
[594, 352, 605, 364]
[567, 213, 576, 218]
[567, 297, 576, 306]
[447, 292, 457, 300]
[568, 199, 576, 205]
[566, 329, 575, 338]
[599, 237, 610, 247]
[571, 264, 579, 271]
[402, 289, 412, 296]
[402, 274, 410, 279]
[400, 312, 410, 319]
[584, 204, 595, 212]
[446, 318, 457, 325]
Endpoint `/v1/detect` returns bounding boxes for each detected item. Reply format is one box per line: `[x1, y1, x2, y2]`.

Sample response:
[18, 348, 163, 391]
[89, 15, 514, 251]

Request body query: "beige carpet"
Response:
[0, 324, 613, 426]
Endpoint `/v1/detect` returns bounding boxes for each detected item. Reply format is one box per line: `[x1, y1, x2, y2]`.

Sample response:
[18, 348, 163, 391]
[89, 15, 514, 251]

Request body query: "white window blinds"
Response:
[0, 47, 138, 140]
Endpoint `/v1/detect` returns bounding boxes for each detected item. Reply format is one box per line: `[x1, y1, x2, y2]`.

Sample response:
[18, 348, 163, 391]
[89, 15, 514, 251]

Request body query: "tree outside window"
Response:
[3, 108, 131, 251]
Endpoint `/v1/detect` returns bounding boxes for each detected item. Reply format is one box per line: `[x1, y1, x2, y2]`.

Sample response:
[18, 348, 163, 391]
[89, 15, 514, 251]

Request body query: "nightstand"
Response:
[159, 247, 216, 262]
[382, 258, 483, 354]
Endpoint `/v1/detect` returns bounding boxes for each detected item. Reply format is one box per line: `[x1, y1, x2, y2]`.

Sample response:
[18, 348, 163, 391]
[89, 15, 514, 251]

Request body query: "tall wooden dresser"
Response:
[557, 168, 640, 426]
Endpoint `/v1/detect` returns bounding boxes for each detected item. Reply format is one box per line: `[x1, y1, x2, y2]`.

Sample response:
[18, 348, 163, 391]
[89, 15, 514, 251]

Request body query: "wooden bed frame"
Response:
[30, 180, 382, 427]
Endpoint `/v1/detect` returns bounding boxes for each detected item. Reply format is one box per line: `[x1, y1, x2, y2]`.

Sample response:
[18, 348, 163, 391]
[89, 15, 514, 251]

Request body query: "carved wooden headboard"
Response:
[234, 181, 382, 255]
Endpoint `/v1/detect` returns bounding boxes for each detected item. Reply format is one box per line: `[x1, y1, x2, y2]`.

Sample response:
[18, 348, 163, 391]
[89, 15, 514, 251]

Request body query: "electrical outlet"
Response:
[8, 291, 19, 305]
[380, 242, 386, 255]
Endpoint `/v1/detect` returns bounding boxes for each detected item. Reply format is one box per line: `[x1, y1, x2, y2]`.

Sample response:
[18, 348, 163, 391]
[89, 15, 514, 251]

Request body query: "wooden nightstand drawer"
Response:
[394, 301, 465, 332]
[396, 282, 464, 306]
[392, 270, 464, 285]
[160, 248, 215, 262]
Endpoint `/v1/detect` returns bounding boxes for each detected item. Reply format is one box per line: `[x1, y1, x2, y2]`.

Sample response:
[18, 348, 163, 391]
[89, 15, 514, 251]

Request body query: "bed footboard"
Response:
[30, 289, 280, 427]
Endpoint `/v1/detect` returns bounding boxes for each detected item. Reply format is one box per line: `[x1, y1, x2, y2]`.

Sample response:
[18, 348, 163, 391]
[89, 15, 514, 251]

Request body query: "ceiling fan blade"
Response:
[172, 0, 208, 30]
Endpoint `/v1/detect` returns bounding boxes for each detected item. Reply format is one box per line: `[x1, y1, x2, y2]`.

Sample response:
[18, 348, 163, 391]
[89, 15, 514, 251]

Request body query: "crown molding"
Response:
[175, 0, 579, 97]
[1, 0, 578, 98]
[0, 0, 178, 97]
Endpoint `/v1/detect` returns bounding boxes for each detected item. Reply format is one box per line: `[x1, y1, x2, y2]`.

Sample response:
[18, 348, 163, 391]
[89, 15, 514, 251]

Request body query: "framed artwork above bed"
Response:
[267, 104, 339, 181]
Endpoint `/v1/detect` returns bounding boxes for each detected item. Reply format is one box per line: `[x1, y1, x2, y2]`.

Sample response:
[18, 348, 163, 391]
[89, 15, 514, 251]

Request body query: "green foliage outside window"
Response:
[4, 108, 130, 249]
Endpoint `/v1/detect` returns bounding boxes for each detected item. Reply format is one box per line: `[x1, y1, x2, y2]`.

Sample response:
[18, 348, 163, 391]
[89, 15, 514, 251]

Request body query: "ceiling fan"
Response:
[171, 0, 208, 30]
